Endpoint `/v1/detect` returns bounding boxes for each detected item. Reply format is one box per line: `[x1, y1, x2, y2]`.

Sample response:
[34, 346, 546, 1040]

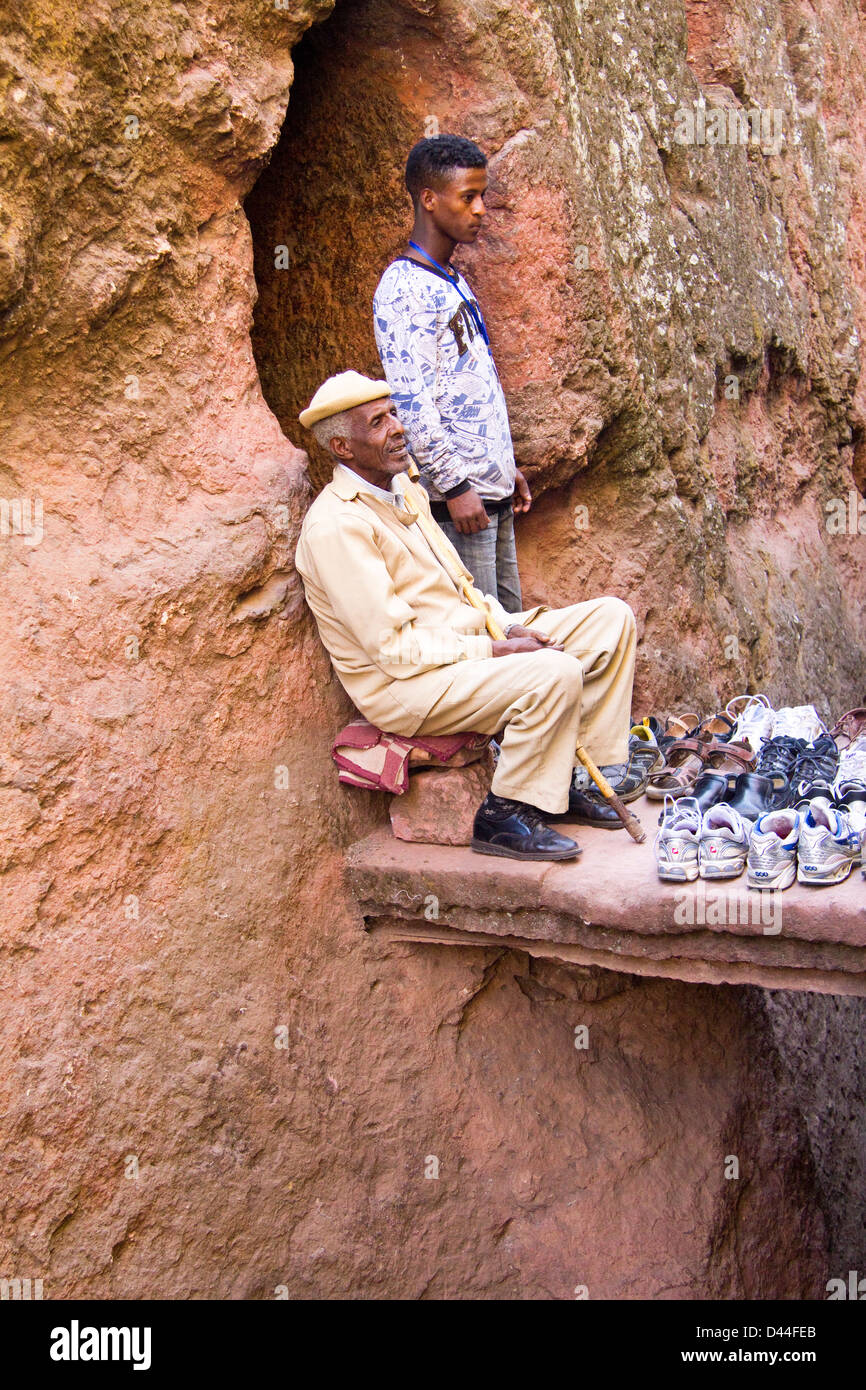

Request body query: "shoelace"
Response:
[516, 802, 551, 830]
[660, 794, 700, 832]
[794, 737, 839, 786]
[756, 736, 806, 777]
[726, 692, 772, 720]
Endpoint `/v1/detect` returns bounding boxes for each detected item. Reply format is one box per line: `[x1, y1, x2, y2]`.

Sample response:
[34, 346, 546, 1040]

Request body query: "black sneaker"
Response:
[754, 735, 806, 809]
[471, 793, 582, 861]
[626, 732, 663, 779]
[791, 734, 840, 804]
[603, 751, 648, 803]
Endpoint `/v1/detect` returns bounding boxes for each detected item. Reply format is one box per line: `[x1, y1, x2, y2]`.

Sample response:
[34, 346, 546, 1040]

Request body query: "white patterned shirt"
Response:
[373, 257, 516, 503]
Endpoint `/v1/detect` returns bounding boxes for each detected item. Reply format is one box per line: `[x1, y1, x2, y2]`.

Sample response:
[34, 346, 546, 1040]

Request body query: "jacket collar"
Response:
[329, 465, 418, 526]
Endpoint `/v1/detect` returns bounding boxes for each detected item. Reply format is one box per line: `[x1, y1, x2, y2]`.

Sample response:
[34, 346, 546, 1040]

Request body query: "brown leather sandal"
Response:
[702, 739, 757, 774]
[664, 712, 701, 741]
[830, 708, 866, 749]
[646, 733, 712, 799]
[696, 712, 738, 742]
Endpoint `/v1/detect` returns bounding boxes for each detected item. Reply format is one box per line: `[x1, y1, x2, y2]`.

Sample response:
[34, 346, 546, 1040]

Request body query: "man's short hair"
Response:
[405, 134, 487, 207]
[311, 408, 353, 454]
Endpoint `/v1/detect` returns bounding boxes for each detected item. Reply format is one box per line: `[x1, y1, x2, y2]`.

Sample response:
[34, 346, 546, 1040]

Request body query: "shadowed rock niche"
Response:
[246, 0, 419, 493]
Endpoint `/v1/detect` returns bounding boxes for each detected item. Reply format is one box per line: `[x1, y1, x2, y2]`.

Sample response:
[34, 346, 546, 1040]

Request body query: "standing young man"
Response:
[373, 134, 531, 613]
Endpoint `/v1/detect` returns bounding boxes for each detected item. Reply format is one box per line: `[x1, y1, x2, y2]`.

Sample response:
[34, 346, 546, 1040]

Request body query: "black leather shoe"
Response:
[690, 771, 735, 814]
[471, 793, 582, 861]
[558, 786, 624, 828]
[725, 772, 787, 822]
[657, 771, 732, 824]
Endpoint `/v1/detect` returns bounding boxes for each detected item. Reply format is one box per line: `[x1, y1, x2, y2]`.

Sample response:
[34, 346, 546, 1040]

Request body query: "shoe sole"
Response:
[657, 862, 699, 882]
[700, 862, 747, 880]
[646, 785, 697, 801]
[615, 785, 646, 803]
[796, 859, 856, 885]
[565, 815, 625, 829]
[747, 863, 796, 891]
[470, 839, 582, 861]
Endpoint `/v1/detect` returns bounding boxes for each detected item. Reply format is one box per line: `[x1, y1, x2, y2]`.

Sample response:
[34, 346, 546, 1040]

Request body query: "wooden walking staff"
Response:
[402, 462, 646, 843]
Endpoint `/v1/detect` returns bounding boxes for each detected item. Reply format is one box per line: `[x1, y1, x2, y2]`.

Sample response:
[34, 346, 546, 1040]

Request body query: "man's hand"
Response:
[447, 486, 489, 535]
[492, 625, 564, 657]
[513, 468, 532, 515]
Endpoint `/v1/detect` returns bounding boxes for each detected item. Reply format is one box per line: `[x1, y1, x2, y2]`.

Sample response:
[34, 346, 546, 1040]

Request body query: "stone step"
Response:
[348, 795, 866, 996]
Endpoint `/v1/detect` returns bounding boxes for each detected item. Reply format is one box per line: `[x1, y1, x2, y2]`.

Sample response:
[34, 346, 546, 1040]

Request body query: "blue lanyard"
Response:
[408, 240, 491, 347]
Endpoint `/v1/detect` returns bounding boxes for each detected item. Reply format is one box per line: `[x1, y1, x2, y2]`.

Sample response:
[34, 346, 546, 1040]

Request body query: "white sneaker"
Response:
[655, 795, 701, 882]
[747, 810, 800, 890]
[841, 797, 866, 843]
[835, 736, 866, 792]
[726, 694, 776, 752]
[834, 738, 866, 854]
[771, 704, 826, 743]
[699, 804, 749, 879]
[797, 800, 861, 885]
[830, 783, 866, 849]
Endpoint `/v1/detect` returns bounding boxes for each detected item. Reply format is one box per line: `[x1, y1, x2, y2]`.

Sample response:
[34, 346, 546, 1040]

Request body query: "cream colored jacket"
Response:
[294, 466, 544, 733]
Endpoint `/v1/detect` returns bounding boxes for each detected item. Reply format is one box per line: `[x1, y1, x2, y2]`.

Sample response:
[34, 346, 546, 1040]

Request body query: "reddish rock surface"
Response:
[389, 759, 493, 846]
[1, 0, 865, 1299]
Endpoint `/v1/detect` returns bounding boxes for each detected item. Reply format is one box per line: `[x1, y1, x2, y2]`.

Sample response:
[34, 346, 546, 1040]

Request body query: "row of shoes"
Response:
[684, 729, 865, 821]
[721, 694, 827, 753]
[655, 793, 866, 889]
[624, 700, 866, 826]
[641, 694, 829, 762]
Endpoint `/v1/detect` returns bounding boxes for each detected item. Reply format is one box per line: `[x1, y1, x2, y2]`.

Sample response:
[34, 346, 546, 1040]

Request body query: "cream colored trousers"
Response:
[417, 595, 637, 815]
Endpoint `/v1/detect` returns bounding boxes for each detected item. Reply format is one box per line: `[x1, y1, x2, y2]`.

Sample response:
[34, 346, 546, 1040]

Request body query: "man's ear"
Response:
[331, 436, 354, 461]
[419, 186, 437, 215]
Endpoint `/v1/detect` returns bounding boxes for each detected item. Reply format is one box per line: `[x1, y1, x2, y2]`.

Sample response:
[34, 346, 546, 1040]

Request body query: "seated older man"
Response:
[294, 372, 637, 861]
